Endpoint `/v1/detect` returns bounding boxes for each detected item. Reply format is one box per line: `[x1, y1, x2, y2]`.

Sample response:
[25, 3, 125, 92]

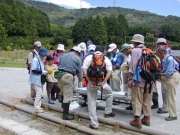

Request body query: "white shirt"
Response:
[82, 52, 112, 71]
[121, 54, 131, 66]
[28, 49, 38, 64]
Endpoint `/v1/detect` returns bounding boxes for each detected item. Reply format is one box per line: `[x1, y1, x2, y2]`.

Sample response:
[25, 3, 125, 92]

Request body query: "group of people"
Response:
[27, 34, 180, 130]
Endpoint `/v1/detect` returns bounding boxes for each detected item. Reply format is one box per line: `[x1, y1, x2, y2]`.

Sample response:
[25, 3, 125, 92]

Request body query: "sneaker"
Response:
[34, 109, 44, 113]
[157, 108, 168, 114]
[48, 100, 55, 104]
[104, 113, 115, 118]
[165, 116, 177, 121]
[89, 124, 98, 130]
[151, 104, 159, 109]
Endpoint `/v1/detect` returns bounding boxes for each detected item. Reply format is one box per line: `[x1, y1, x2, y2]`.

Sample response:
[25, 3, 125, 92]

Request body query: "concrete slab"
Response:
[0, 67, 179, 135]
[0, 117, 49, 135]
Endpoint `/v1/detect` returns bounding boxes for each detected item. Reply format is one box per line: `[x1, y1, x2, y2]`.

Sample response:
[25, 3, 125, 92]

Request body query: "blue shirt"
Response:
[110, 50, 124, 69]
[29, 55, 44, 87]
[58, 52, 82, 76]
[162, 54, 179, 77]
[80, 51, 86, 62]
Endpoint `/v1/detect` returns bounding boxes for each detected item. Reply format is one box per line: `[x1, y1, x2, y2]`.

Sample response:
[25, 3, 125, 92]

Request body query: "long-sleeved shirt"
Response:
[110, 49, 124, 69]
[162, 54, 179, 77]
[29, 55, 44, 87]
[129, 44, 148, 88]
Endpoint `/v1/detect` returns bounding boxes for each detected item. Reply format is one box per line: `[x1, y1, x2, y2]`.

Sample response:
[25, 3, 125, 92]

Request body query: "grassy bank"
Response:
[0, 59, 26, 68]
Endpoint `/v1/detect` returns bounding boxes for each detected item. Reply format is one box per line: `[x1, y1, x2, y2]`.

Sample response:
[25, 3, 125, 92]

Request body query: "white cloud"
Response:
[36, 0, 96, 9]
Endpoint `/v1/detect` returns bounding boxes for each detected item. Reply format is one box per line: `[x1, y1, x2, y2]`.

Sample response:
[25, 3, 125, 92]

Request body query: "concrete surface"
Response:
[0, 67, 179, 135]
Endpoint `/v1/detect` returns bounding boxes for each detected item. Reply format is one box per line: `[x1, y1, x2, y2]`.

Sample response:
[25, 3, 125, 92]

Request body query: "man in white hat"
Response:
[127, 34, 152, 128]
[55, 46, 82, 120]
[152, 38, 172, 113]
[108, 43, 123, 92]
[27, 41, 42, 100]
[78, 42, 87, 62]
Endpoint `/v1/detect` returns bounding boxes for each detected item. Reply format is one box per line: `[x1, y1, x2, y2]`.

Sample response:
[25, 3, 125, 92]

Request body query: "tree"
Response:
[0, 16, 7, 41]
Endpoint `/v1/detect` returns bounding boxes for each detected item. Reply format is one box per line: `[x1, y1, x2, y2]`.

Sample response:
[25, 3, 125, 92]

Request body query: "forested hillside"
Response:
[0, 0, 50, 50]
[0, 0, 180, 51]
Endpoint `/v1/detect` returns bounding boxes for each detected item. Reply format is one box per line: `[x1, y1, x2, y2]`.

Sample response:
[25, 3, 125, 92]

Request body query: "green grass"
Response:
[0, 59, 26, 68]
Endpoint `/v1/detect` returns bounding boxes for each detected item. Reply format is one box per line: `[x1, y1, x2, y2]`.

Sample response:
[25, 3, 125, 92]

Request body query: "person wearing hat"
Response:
[52, 44, 65, 66]
[45, 55, 60, 104]
[55, 46, 82, 120]
[29, 48, 48, 113]
[108, 43, 123, 92]
[156, 46, 180, 121]
[127, 34, 152, 128]
[120, 43, 132, 66]
[78, 42, 87, 62]
[86, 40, 93, 46]
[151, 38, 172, 112]
[82, 46, 115, 130]
[51, 44, 65, 101]
[27, 41, 42, 100]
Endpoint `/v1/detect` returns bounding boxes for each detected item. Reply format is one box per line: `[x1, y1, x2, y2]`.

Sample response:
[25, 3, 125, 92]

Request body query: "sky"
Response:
[36, 0, 180, 17]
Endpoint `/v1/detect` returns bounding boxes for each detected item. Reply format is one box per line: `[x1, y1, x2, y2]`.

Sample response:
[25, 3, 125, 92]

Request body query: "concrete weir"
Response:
[21, 98, 171, 135]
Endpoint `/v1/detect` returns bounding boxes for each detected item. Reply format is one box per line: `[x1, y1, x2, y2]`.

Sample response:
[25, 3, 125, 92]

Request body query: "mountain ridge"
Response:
[20, 0, 180, 27]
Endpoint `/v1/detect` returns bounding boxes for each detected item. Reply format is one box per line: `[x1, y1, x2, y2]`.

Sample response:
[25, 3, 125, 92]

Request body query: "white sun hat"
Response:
[57, 44, 65, 51]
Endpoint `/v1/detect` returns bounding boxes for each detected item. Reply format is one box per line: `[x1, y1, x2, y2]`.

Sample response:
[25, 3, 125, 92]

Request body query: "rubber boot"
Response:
[130, 118, 142, 129]
[141, 116, 150, 126]
[60, 96, 63, 108]
[62, 103, 74, 120]
[151, 92, 159, 109]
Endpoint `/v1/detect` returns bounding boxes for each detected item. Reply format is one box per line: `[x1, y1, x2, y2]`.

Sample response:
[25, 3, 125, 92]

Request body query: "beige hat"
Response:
[156, 38, 167, 44]
[108, 43, 117, 52]
[70, 46, 81, 54]
[131, 34, 144, 44]
[78, 42, 86, 51]
[57, 44, 65, 51]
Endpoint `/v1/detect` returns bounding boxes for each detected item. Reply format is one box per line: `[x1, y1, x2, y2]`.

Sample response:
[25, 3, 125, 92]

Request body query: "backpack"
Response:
[87, 53, 107, 86]
[138, 47, 161, 93]
[26, 50, 36, 71]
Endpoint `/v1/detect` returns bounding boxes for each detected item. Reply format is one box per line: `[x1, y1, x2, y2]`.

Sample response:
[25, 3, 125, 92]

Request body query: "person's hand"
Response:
[42, 70, 48, 75]
[97, 81, 105, 89]
[127, 80, 132, 88]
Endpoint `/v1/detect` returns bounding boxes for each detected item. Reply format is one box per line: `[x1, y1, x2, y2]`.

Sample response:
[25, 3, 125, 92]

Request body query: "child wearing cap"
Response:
[45, 55, 60, 104]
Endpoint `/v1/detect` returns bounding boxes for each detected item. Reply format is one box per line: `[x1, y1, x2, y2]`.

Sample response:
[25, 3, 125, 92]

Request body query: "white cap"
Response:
[131, 34, 144, 44]
[78, 42, 86, 51]
[57, 44, 65, 51]
[34, 41, 42, 47]
[88, 44, 96, 52]
[156, 38, 167, 44]
[71, 46, 81, 54]
[107, 43, 117, 52]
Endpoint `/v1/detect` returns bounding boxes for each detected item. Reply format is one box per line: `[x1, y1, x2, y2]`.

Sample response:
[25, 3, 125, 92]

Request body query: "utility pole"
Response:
[113, 0, 116, 7]
[80, 0, 82, 8]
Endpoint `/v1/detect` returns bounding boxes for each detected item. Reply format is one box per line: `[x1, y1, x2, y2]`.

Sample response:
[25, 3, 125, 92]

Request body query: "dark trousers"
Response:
[152, 92, 158, 105]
